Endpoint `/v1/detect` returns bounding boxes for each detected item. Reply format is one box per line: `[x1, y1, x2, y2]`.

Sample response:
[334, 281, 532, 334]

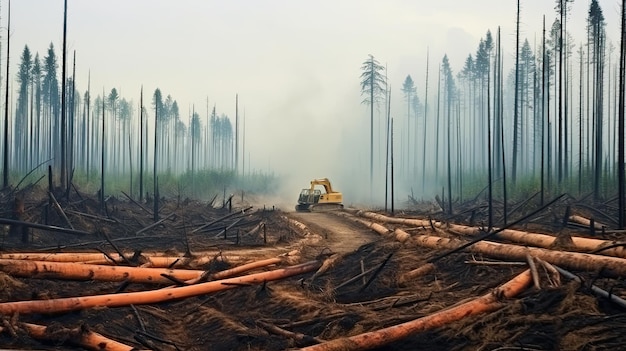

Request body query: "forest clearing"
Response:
[3, 0, 626, 349]
[0, 183, 625, 350]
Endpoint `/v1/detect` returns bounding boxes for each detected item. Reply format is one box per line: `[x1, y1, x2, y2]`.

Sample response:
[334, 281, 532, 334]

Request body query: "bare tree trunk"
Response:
[86, 72, 90, 179]
[579, 46, 583, 195]
[499, 36, 508, 225]
[66, 50, 75, 199]
[585, 28, 589, 180]
[541, 17, 547, 206]
[512, 0, 520, 184]
[60, 0, 68, 191]
[128, 133, 132, 198]
[2, 0, 9, 188]
[619, 0, 626, 228]
[390, 118, 395, 215]
[422, 48, 429, 192]
[487, 29, 495, 230]
[558, 1, 564, 185]
[384, 86, 390, 211]
[446, 70, 452, 215]
[153, 100, 159, 222]
[139, 87, 143, 202]
[547, 54, 552, 196]
[435, 66, 441, 179]
[235, 93, 238, 174]
[593, 19, 605, 200]
[100, 90, 105, 209]
[559, 0, 569, 179]
[370, 64, 374, 196]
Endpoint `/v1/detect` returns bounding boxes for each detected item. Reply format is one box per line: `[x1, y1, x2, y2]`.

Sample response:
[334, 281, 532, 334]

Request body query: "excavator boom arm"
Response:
[309, 178, 336, 194]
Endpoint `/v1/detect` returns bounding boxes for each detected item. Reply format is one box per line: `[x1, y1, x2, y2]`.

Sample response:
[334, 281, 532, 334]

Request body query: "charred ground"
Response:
[0, 186, 625, 350]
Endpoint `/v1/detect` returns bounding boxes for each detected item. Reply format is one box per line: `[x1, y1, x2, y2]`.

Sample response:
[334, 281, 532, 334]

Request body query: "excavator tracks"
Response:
[309, 203, 344, 212]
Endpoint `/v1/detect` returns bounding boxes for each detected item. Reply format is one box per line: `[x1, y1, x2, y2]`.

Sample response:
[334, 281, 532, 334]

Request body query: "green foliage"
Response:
[359, 54, 386, 106]
[453, 165, 622, 205]
[54, 169, 278, 202]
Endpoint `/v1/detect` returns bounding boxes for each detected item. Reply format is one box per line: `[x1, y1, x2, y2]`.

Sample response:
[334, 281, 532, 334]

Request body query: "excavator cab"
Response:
[298, 189, 321, 205]
[296, 178, 344, 212]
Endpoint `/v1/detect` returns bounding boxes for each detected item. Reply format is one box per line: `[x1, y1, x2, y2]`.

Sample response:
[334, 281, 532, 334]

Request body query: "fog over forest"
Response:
[1, 0, 625, 212]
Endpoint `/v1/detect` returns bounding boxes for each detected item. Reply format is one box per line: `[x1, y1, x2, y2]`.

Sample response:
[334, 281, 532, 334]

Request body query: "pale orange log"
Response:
[285, 216, 311, 235]
[355, 211, 626, 259]
[569, 214, 606, 229]
[160, 251, 298, 272]
[300, 269, 532, 351]
[0, 259, 205, 284]
[210, 257, 282, 280]
[0, 260, 321, 315]
[355, 210, 432, 227]
[399, 229, 626, 277]
[0, 252, 118, 263]
[181, 257, 283, 284]
[335, 212, 391, 236]
[0, 257, 286, 284]
[445, 223, 626, 259]
[0, 252, 241, 267]
[19, 322, 140, 351]
[338, 212, 626, 285]
[397, 263, 436, 285]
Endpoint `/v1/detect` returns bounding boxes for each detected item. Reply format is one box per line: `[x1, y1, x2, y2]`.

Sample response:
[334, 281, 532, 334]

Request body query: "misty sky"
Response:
[6, 0, 623, 203]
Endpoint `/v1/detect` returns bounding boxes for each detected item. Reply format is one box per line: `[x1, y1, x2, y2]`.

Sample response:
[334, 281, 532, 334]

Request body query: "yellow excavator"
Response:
[295, 178, 344, 212]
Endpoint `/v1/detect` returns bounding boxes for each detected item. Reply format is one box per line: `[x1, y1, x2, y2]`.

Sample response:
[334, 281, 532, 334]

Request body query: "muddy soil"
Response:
[287, 211, 380, 254]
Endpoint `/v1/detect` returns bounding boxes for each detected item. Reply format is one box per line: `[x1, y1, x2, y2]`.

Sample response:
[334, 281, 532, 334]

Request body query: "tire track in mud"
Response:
[287, 211, 380, 255]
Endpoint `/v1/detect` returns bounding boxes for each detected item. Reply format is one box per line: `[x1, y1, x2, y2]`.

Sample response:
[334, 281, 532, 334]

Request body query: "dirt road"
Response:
[287, 211, 380, 254]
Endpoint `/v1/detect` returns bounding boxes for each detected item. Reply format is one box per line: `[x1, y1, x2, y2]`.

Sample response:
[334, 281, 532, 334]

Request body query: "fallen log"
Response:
[257, 319, 325, 346]
[342, 212, 626, 281]
[334, 265, 379, 291]
[553, 265, 626, 309]
[196, 218, 258, 234]
[245, 221, 264, 236]
[569, 214, 606, 230]
[397, 263, 436, 286]
[335, 212, 391, 236]
[192, 206, 253, 233]
[0, 260, 321, 315]
[445, 223, 626, 259]
[299, 269, 532, 351]
[121, 190, 153, 216]
[213, 217, 244, 238]
[0, 259, 205, 284]
[284, 216, 312, 236]
[354, 210, 431, 228]
[0, 251, 243, 267]
[0, 254, 286, 284]
[101, 254, 247, 268]
[399, 229, 626, 277]
[355, 211, 626, 259]
[134, 330, 179, 349]
[359, 253, 393, 292]
[49, 191, 74, 230]
[64, 209, 117, 223]
[36, 235, 164, 251]
[135, 212, 175, 235]
[13, 322, 140, 351]
[186, 257, 283, 284]
[0, 218, 90, 236]
[0, 252, 103, 262]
